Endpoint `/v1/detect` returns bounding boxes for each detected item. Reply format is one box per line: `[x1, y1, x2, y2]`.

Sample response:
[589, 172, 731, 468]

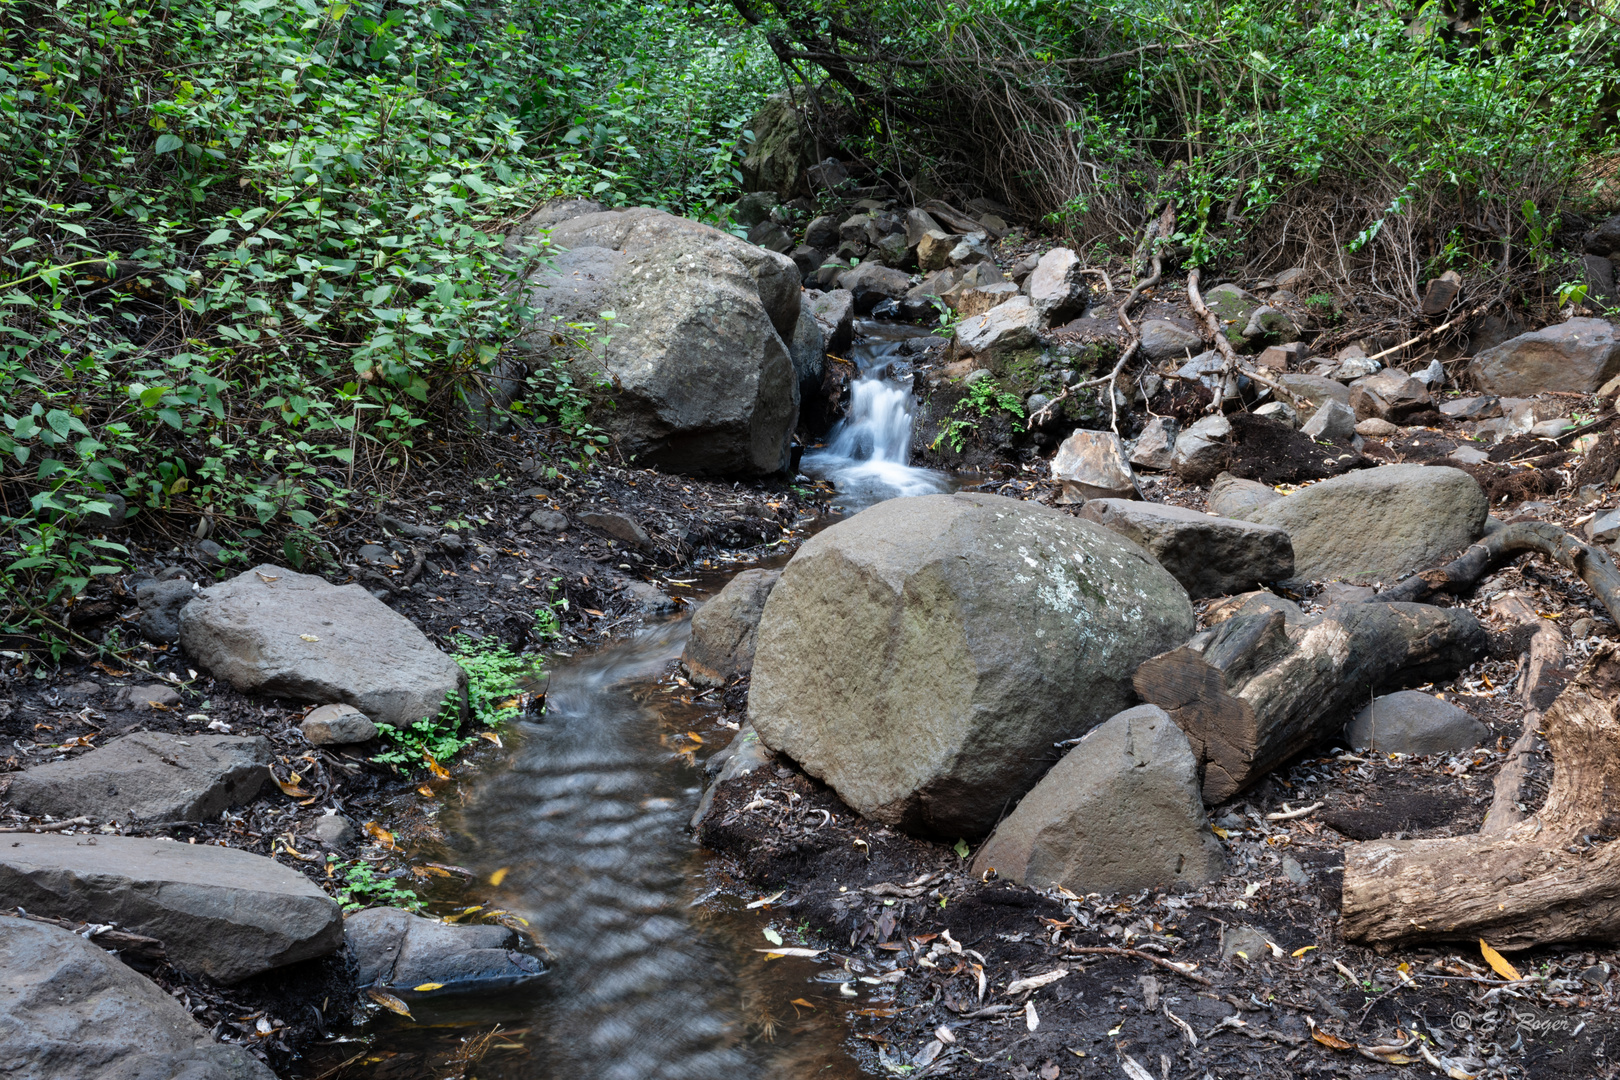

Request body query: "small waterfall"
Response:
[822, 375, 915, 465]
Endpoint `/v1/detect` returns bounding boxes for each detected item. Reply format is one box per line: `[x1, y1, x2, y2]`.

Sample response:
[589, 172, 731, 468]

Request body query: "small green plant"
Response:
[330, 857, 421, 913]
[930, 377, 1025, 454]
[372, 636, 533, 768]
[532, 579, 569, 642]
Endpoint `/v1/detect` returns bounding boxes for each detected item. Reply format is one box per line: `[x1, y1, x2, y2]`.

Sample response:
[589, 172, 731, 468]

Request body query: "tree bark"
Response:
[1480, 591, 1565, 834]
[1133, 601, 1486, 803]
[1343, 643, 1620, 951]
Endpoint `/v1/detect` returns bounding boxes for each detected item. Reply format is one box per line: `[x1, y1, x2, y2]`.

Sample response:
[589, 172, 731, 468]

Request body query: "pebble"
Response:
[301, 703, 379, 746]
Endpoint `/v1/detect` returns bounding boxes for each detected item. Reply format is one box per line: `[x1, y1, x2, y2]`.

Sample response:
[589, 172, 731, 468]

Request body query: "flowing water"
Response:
[302, 319, 957, 1079]
[801, 320, 953, 512]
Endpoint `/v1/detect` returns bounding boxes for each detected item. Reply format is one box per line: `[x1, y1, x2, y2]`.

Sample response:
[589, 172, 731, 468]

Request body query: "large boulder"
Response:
[1078, 499, 1293, 600]
[748, 494, 1195, 838]
[179, 564, 465, 729]
[4, 732, 269, 823]
[0, 918, 276, 1080]
[1469, 318, 1620, 397]
[1231, 464, 1487, 583]
[515, 206, 800, 475]
[809, 288, 854, 355]
[680, 569, 781, 687]
[969, 706, 1224, 894]
[345, 907, 542, 992]
[0, 834, 342, 983]
[740, 92, 812, 200]
[840, 261, 914, 313]
[1350, 368, 1431, 421]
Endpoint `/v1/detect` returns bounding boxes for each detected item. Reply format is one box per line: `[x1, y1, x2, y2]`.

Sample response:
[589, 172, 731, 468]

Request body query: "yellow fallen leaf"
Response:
[423, 752, 450, 780]
[791, 998, 817, 1009]
[687, 730, 704, 744]
[363, 821, 395, 849]
[1292, 945, 1318, 958]
[1313, 1029, 1355, 1050]
[273, 774, 310, 798]
[479, 731, 503, 746]
[412, 983, 444, 992]
[367, 988, 412, 1017]
[489, 867, 509, 887]
[1211, 826, 1230, 839]
[300, 634, 320, 642]
[1480, 938, 1521, 981]
[417, 784, 435, 798]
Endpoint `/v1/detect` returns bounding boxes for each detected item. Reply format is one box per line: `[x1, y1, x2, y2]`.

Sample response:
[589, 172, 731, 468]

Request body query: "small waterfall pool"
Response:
[801, 320, 953, 513]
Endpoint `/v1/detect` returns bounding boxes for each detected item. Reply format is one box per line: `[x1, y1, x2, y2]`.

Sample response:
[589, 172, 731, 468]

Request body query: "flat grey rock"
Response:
[345, 907, 543, 992]
[301, 704, 378, 746]
[1208, 473, 1281, 519]
[1440, 395, 1501, 420]
[0, 833, 342, 983]
[528, 509, 569, 533]
[4, 732, 269, 823]
[1470, 318, 1620, 397]
[0, 917, 276, 1080]
[179, 564, 465, 730]
[1220, 925, 1272, 962]
[970, 705, 1224, 894]
[1236, 464, 1487, 584]
[1345, 690, 1488, 755]
[579, 511, 652, 549]
[1079, 499, 1293, 599]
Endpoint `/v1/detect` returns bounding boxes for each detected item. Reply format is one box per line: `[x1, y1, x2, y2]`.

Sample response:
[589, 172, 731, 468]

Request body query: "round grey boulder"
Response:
[1344, 690, 1489, 755]
[301, 703, 378, 746]
[748, 493, 1195, 838]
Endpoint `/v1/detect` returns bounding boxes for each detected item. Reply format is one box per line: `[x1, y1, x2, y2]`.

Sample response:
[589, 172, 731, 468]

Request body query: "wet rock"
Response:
[0, 834, 342, 982]
[1026, 248, 1089, 324]
[840, 261, 913, 313]
[953, 295, 1041, 361]
[1139, 319, 1204, 361]
[1469, 318, 1620, 397]
[0, 918, 276, 1080]
[690, 725, 775, 829]
[809, 288, 854, 355]
[681, 569, 780, 688]
[514, 207, 799, 475]
[748, 493, 1194, 838]
[529, 509, 569, 533]
[1170, 413, 1232, 485]
[1078, 500, 1294, 599]
[346, 907, 542, 992]
[1231, 464, 1487, 583]
[624, 580, 678, 611]
[135, 578, 196, 642]
[179, 564, 465, 729]
[969, 705, 1224, 894]
[1277, 372, 1352, 410]
[1301, 399, 1356, 441]
[1208, 473, 1281, 518]
[1128, 417, 1180, 471]
[4, 732, 270, 823]
[301, 704, 378, 746]
[1050, 430, 1139, 502]
[1344, 690, 1489, 754]
[1350, 368, 1431, 421]
[1252, 401, 1298, 428]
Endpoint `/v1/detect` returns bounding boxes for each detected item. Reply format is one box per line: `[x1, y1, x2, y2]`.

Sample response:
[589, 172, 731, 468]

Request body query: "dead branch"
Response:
[1482, 591, 1564, 834]
[1343, 643, 1620, 951]
[1061, 945, 1213, 986]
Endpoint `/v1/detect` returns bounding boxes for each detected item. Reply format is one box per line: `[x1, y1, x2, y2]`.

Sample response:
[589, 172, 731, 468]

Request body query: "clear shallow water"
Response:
[801, 320, 953, 513]
[302, 616, 869, 1080]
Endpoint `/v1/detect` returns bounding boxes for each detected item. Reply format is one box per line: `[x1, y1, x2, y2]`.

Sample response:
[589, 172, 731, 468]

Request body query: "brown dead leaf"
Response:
[423, 752, 450, 780]
[363, 821, 395, 848]
[273, 772, 311, 798]
[1480, 939, 1522, 981]
[1312, 1029, 1356, 1051]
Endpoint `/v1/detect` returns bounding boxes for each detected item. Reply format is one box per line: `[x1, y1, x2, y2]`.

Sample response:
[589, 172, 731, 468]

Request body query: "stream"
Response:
[304, 320, 946, 1079]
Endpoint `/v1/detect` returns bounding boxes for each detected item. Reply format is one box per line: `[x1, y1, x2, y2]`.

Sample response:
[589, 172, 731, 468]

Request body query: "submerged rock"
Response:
[748, 493, 1194, 838]
[970, 705, 1225, 894]
[346, 907, 542, 992]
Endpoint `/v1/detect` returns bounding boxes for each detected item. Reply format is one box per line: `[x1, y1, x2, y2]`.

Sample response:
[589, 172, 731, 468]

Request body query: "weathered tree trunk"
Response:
[1480, 591, 1565, 834]
[1343, 643, 1620, 951]
[1133, 601, 1486, 803]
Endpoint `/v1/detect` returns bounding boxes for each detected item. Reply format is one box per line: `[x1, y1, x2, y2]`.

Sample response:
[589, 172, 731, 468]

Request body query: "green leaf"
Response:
[953, 838, 970, 859]
[154, 133, 184, 154]
[201, 229, 233, 246]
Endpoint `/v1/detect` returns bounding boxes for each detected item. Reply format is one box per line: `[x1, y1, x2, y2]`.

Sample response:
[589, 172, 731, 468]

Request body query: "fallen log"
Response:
[1480, 591, 1564, 834]
[1343, 642, 1620, 951]
[1133, 601, 1486, 803]
[1376, 520, 1620, 628]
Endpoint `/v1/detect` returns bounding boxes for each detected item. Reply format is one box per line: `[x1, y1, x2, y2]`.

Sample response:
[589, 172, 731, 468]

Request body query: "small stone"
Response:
[529, 509, 569, 533]
[1128, 417, 1180, 472]
[1450, 445, 1490, 466]
[357, 543, 393, 565]
[309, 813, 357, 848]
[1572, 617, 1597, 640]
[1414, 358, 1446, 387]
[135, 578, 197, 643]
[1344, 690, 1489, 754]
[1440, 395, 1501, 420]
[1421, 273, 1462, 315]
[195, 538, 225, 565]
[1530, 417, 1574, 439]
[1355, 417, 1399, 438]
[301, 704, 379, 746]
[1589, 508, 1620, 544]
[1220, 925, 1272, 962]
[1252, 401, 1298, 428]
[1302, 399, 1357, 441]
[124, 683, 183, 710]
[1170, 414, 1233, 485]
[1281, 856, 1309, 885]
[1350, 368, 1431, 420]
[1138, 319, 1203, 361]
[579, 511, 652, 549]
[1256, 342, 1309, 371]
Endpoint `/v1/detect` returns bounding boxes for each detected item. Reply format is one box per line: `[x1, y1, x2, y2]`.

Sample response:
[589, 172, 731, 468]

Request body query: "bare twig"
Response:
[1062, 945, 1213, 986]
